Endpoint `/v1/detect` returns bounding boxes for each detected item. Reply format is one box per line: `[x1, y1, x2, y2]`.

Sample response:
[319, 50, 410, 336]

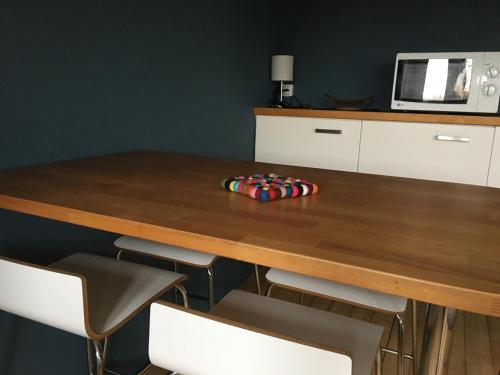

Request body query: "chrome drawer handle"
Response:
[435, 135, 471, 143]
[315, 129, 343, 135]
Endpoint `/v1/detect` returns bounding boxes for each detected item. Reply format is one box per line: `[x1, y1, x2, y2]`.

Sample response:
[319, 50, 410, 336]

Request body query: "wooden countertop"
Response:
[255, 107, 500, 126]
[0, 151, 500, 317]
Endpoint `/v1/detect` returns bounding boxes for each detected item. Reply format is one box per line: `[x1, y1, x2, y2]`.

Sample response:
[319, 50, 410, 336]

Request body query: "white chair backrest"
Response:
[149, 302, 352, 375]
[0, 257, 88, 338]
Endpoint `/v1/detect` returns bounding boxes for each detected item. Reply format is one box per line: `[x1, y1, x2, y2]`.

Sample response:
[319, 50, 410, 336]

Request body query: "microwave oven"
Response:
[391, 52, 500, 113]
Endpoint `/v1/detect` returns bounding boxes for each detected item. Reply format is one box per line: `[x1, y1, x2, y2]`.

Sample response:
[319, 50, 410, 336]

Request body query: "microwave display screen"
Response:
[395, 59, 473, 104]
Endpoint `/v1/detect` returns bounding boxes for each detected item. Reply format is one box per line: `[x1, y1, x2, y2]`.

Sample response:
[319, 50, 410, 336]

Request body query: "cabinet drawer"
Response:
[358, 121, 495, 186]
[487, 128, 500, 188]
[255, 116, 361, 172]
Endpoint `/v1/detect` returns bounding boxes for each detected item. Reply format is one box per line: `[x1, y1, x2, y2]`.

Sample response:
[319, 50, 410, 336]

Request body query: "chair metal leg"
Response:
[396, 313, 405, 375]
[254, 264, 262, 295]
[207, 266, 214, 311]
[88, 337, 125, 375]
[104, 369, 124, 375]
[101, 338, 122, 375]
[378, 304, 419, 375]
[116, 249, 124, 260]
[265, 283, 274, 297]
[173, 262, 178, 305]
[381, 347, 413, 360]
[376, 348, 383, 375]
[103, 337, 109, 363]
[412, 300, 418, 375]
[174, 284, 189, 308]
[93, 340, 105, 375]
[381, 315, 396, 362]
[87, 339, 95, 375]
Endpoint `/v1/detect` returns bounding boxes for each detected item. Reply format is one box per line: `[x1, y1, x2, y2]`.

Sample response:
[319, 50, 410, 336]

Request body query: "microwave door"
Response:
[395, 59, 473, 104]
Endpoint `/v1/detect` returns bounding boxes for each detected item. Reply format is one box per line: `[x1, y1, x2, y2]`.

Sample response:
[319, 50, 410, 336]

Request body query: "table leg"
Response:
[419, 305, 457, 375]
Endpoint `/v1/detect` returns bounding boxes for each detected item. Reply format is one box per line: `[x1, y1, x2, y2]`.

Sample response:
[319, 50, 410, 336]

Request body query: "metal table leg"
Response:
[419, 305, 457, 375]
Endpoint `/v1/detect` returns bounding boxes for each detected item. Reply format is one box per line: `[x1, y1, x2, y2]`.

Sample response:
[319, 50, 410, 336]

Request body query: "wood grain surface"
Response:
[254, 107, 500, 126]
[0, 151, 499, 317]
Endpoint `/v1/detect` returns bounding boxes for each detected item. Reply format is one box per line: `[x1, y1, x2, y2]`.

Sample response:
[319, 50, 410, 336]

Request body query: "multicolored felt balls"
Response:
[221, 173, 319, 202]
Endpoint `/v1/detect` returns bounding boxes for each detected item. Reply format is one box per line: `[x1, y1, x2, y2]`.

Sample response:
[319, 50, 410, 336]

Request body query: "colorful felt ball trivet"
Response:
[221, 173, 319, 202]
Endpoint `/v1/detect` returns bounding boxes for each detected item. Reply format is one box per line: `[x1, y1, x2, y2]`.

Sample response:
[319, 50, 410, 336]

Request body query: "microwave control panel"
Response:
[477, 52, 500, 113]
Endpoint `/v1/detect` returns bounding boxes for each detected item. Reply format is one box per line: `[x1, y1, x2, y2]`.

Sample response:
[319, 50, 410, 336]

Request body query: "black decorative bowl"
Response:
[325, 94, 375, 110]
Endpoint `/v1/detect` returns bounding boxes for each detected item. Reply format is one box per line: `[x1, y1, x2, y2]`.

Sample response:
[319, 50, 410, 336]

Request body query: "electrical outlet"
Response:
[282, 83, 294, 97]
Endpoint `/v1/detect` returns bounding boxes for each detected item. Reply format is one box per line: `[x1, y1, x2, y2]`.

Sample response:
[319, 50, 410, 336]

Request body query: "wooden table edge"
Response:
[1, 194, 498, 317]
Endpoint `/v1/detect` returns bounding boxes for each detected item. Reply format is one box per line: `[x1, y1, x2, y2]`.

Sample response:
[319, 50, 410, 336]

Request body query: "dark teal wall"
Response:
[1, 0, 273, 169]
[0, 1, 273, 374]
[275, 0, 500, 110]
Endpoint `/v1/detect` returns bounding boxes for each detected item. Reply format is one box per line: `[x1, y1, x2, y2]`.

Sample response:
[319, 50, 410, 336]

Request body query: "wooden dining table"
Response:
[0, 150, 499, 375]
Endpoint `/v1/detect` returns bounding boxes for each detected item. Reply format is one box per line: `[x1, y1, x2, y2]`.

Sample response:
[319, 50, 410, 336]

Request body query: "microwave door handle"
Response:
[435, 135, 471, 143]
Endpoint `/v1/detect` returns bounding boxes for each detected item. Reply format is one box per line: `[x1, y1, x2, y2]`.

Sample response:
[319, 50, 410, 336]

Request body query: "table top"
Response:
[0, 151, 499, 317]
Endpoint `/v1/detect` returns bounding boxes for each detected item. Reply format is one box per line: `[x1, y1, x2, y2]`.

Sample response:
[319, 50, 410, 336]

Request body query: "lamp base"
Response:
[269, 81, 288, 108]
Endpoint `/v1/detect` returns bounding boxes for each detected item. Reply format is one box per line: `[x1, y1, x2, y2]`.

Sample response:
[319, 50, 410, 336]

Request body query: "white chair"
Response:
[265, 268, 417, 375]
[114, 236, 217, 309]
[142, 290, 383, 375]
[0, 253, 187, 375]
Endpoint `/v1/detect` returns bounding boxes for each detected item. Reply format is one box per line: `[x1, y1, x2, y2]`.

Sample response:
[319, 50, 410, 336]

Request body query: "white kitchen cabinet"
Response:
[255, 115, 362, 172]
[487, 128, 500, 188]
[358, 121, 495, 186]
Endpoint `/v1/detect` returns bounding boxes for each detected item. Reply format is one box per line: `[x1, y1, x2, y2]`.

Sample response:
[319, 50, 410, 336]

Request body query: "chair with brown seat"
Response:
[0, 252, 188, 375]
[114, 236, 218, 309]
[116, 237, 266, 308]
[142, 290, 384, 375]
[265, 267, 417, 375]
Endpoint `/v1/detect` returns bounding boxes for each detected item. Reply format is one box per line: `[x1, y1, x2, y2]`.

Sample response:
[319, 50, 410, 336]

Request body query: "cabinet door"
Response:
[358, 121, 495, 186]
[255, 116, 362, 172]
[487, 128, 500, 188]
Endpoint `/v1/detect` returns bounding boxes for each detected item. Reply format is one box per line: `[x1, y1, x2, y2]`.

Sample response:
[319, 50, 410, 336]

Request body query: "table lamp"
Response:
[271, 55, 294, 106]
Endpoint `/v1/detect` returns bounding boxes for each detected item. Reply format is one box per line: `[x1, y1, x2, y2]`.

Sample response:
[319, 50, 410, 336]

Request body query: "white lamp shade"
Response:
[271, 55, 294, 82]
